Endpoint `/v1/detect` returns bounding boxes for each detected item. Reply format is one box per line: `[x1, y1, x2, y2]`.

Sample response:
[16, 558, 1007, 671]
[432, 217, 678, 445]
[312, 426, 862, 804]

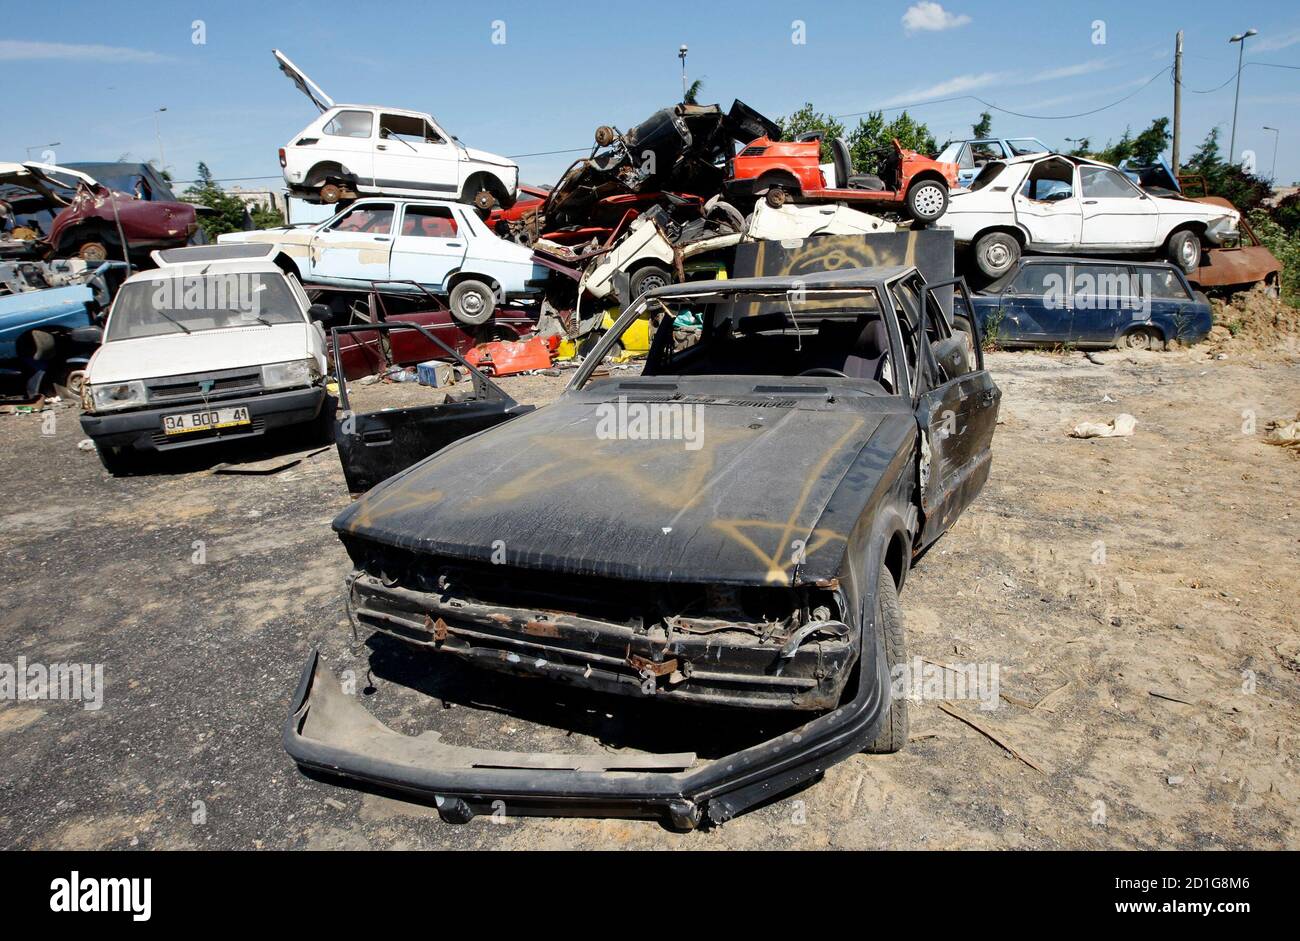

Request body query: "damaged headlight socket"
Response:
[88, 380, 147, 412]
[260, 358, 320, 391]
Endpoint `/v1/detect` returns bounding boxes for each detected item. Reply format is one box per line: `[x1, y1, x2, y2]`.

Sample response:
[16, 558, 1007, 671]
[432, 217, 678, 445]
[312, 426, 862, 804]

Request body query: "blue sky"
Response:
[5, 0, 1299, 191]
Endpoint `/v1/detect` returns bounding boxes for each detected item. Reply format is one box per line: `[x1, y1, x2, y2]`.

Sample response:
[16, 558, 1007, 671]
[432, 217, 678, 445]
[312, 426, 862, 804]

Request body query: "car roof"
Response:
[125, 259, 290, 282]
[329, 104, 430, 117]
[647, 265, 916, 297]
[132, 245, 293, 281]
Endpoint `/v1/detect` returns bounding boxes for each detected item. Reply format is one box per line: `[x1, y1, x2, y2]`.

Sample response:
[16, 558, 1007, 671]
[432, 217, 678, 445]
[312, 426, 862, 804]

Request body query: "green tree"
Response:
[972, 111, 993, 138]
[1272, 192, 1300, 235]
[251, 204, 285, 229]
[846, 110, 937, 174]
[1182, 128, 1273, 213]
[776, 103, 845, 163]
[1130, 117, 1170, 165]
[184, 162, 248, 240]
[683, 78, 704, 105]
[1065, 138, 1092, 157]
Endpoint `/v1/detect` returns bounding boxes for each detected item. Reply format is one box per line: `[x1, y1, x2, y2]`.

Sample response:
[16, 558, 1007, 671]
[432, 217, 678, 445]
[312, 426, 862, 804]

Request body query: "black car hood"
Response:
[334, 385, 915, 586]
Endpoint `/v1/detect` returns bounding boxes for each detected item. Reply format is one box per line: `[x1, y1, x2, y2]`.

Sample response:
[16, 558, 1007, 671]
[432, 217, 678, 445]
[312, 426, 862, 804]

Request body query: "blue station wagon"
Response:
[967, 257, 1212, 350]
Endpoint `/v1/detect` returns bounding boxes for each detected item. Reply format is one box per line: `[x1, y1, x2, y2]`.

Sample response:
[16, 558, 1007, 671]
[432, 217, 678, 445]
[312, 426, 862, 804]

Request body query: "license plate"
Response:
[161, 406, 251, 435]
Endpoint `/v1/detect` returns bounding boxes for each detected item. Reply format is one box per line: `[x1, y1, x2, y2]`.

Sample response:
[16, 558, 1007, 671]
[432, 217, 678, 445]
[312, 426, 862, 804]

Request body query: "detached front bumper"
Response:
[79, 385, 325, 452]
[284, 646, 889, 828]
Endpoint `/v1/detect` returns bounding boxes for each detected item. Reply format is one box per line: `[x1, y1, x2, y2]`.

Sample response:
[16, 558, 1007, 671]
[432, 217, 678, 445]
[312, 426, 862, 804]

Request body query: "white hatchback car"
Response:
[274, 50, 518, 211]
[940, 153, 1239, 279]
[78, 244, 332, 474]
[219, 198, 549, 325]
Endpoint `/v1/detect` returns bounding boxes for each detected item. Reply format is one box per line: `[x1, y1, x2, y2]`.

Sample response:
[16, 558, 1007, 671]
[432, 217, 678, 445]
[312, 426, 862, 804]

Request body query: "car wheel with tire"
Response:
[1116, 326, 1161, 351]
[77, 240, 109, 262]
[449, 279, 496, 326]
[1166, 230, 1202, 273]
[973, 232, 1020, 279]
[94, 442, 134, 476]
[906, 180, 949, 223]
[629, 265, 672, 300]
[864, 565, 908, 754]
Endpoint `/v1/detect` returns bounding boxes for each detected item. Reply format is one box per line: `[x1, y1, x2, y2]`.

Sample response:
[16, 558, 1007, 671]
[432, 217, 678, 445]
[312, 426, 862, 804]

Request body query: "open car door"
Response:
[273, 49, 334, 114]
[332, 321, 534, 493]
[911, 276, 1000, 547]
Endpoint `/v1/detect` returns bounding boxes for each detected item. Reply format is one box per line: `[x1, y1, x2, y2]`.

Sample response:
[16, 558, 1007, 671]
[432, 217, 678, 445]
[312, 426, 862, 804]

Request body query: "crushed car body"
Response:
[286, 263, 1001, 826]
[0, 162, 200, 264]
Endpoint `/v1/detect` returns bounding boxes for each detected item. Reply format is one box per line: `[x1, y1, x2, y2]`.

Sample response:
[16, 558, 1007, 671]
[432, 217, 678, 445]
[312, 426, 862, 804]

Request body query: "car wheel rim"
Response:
[985, 243, 1011, 270]
[1180, 240, 1197, 265]
[641, 276, 667, 293]
[461, 293, 485, 316]
[915, 185, 943, 216]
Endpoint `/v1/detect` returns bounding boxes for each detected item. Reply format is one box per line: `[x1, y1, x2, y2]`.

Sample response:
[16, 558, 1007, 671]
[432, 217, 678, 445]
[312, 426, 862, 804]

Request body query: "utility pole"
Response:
[1263, 126, 1279, 182]
[1228, 29, 1257, 166]
[1172, 31, 1183, 177]
[153, 107, 168, 173]
[678, 45, 688, 101]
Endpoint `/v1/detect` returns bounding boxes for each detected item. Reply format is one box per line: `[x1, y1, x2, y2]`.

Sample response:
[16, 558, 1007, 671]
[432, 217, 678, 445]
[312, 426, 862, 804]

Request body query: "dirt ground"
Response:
[0, 339, 1296, 850]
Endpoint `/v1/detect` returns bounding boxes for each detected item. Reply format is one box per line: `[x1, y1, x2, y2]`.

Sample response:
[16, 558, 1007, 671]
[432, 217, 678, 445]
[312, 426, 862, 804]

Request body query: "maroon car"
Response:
[327, 289, 536, 380]
[0, 162, 199, 265]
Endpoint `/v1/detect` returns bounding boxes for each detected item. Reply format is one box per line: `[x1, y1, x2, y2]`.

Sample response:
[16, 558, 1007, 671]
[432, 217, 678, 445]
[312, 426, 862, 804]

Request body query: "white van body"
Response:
[78, 244, 331, 473]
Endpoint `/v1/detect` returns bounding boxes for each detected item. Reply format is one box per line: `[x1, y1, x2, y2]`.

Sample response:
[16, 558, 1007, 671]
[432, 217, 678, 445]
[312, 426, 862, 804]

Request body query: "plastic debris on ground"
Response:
[1069, 414, 1138, 439]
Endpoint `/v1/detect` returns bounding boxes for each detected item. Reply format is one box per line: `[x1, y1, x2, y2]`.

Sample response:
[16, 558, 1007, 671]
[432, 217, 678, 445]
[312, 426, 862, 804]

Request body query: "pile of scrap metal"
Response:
[509, 100, 780, 249]
[0, 259, 124, 400]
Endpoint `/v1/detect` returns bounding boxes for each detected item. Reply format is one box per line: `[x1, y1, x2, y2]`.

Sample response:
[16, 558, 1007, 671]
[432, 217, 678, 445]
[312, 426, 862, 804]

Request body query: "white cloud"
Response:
[902, 2, 972, 34]
[879, 71, 1010, 107]
[0, 40, 174, 63]
[1030, 59, 1113, 82]
[1254, 28, 1300, 53]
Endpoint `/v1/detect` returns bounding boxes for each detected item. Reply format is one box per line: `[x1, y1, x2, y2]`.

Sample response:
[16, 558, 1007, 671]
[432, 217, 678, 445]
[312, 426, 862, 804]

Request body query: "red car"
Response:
[485, 183, 550, 239]
[0, 162, 199, 264]
[727, 136, 958, 222]
[329, 290, 536, 380]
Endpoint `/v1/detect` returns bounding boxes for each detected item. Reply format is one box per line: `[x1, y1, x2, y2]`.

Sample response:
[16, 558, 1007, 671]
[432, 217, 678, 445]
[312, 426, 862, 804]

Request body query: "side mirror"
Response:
[308, 303, 333, 325]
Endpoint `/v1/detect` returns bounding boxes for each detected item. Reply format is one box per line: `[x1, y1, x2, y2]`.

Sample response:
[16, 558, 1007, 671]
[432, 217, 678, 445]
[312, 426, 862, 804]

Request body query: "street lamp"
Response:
[1228, 29, 1258, 166]
[24, 142, 61, 161]
[153, 107, 168, 173]
[678, 44, 688, 101]
[1263, 126, 1280, 182]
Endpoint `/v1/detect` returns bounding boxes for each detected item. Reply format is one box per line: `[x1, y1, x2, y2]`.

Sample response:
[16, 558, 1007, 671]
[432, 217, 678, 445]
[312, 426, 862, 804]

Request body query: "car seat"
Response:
[805, 317, 889, 380]
[832, 138, 886, 192]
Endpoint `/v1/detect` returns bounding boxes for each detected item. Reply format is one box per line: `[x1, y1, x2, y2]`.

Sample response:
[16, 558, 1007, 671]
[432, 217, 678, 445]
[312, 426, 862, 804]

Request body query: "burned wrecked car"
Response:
[286, 266, 999, 826]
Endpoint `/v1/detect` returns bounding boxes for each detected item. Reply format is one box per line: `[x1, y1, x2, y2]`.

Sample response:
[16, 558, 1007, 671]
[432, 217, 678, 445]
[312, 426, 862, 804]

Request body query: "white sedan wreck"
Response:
[940, 153, 1239, 279]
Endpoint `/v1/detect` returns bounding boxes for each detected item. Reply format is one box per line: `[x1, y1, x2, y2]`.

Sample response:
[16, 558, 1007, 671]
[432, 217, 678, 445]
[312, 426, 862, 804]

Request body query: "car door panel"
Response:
[309, 202, 395, 283]
[372, 113, 460, 196]
[388, 204, 468, 286]
[914, 278, 1000, 547]
[1079, 167, 1158, 247]
[331, 321, 533, 493]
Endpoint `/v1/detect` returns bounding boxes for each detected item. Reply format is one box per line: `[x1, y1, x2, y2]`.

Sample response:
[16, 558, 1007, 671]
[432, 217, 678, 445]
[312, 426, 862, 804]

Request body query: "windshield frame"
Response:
[568, 285, 906, 396]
